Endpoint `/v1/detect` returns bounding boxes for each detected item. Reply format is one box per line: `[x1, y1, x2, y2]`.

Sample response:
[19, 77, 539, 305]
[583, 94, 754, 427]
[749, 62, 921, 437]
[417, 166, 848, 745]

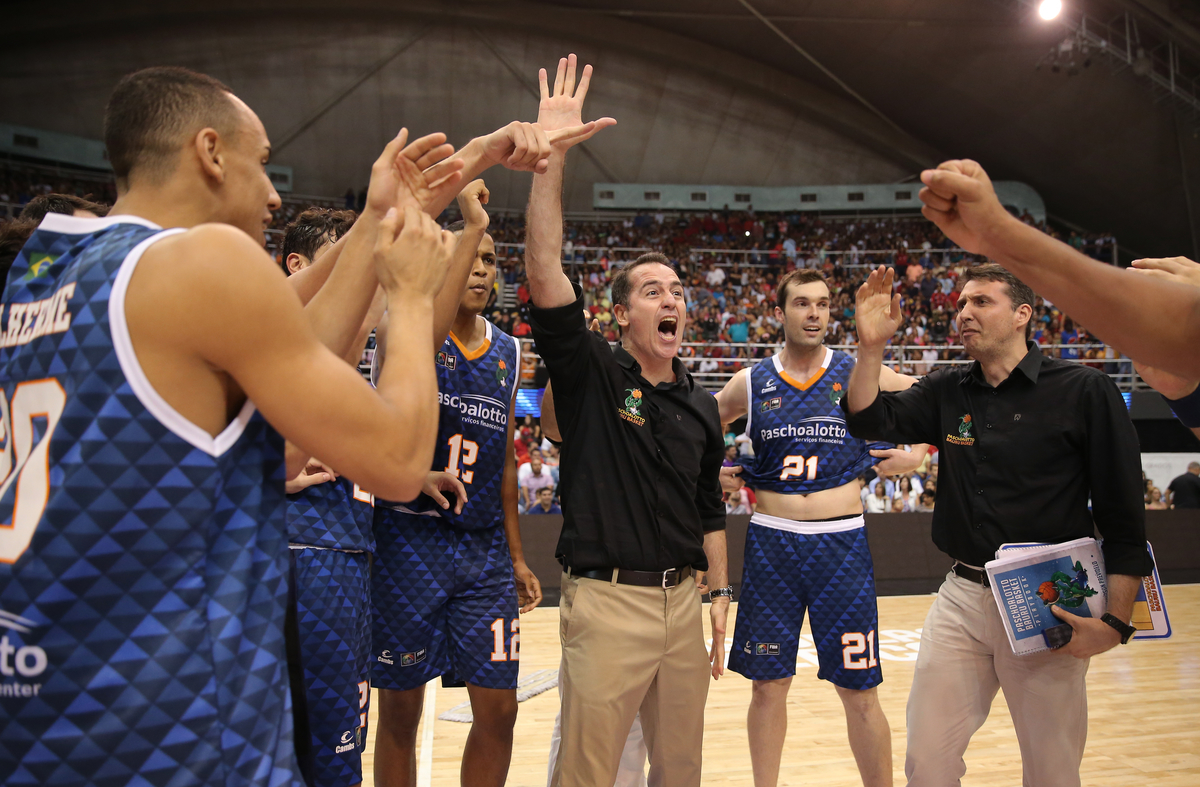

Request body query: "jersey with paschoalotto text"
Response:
[374, 319, 518, 530]
[0, 214, 299, 787]
[287, 476, 375, 552]
[742, 348, 889, 495]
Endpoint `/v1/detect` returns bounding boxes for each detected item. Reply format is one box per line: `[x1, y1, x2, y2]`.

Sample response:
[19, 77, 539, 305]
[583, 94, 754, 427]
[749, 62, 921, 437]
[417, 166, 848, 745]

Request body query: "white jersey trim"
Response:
[109, 228, 258, 458]
[289, 543, 367, 554]
[750, 511, 865, 535]
[38, 213, 163, 234]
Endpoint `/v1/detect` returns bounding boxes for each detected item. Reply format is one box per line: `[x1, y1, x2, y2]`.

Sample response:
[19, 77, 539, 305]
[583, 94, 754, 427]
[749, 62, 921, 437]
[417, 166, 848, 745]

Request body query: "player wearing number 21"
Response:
[715, 269, 928, 787]
[369, 178, 543, 787]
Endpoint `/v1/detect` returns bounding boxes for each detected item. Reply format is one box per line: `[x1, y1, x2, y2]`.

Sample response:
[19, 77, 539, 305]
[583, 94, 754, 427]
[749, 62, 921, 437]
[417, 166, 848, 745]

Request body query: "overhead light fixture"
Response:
[1038, 0, 1062, 20]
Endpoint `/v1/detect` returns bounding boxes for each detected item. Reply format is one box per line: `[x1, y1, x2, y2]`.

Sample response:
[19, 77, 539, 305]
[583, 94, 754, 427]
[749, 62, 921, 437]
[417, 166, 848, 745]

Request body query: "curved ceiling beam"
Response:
[3, 0, 945, 177]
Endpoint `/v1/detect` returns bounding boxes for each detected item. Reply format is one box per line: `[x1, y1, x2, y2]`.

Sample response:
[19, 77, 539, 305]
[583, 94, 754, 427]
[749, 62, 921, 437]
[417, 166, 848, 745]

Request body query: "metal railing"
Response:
[493, 241, 1119, 267]
[515, 340, 1143, 391]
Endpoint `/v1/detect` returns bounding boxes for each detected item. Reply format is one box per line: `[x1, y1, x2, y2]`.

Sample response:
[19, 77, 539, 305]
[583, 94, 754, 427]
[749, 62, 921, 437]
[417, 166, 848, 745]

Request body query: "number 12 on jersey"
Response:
[445, 434, 479, 485]
[780, 454, 819, 481]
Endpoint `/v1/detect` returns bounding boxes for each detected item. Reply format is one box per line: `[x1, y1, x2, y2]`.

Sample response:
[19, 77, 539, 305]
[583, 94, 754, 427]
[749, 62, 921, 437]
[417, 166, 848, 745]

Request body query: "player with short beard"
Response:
[715, 269, 928, 787]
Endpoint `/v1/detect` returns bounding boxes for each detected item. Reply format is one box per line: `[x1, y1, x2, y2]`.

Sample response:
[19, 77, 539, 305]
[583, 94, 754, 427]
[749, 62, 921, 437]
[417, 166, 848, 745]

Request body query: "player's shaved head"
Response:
[104, 66, 241, 189]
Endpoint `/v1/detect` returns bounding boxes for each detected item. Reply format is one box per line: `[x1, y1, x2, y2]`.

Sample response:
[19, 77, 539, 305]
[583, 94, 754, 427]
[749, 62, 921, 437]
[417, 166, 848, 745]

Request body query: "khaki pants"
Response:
[906, 573, 1090, 787]
[551, 571, 710, 787]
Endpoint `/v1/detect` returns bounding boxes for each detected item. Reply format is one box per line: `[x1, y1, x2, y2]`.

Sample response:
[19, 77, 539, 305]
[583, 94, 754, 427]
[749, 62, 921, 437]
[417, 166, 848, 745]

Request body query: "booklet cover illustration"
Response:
[986, 537, 1108, 655]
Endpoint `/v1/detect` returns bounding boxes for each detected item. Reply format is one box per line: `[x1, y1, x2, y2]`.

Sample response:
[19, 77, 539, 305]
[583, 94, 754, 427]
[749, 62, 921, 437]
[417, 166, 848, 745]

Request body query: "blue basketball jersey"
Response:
[287, 476, 375, 552]
[743, 348, 884, 494]
[375, 319, 518, 530]
[0, 214, 299, 787]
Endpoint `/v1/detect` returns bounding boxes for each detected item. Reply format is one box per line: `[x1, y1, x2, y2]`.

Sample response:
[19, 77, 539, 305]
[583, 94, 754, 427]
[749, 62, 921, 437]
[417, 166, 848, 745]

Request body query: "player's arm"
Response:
[294, 131, 464, 360]
[503, 388, 543, 613]
[1124, 259, 1200, 439]
[715, 367, 750, 424]
[919, 160, 1200, 379]
[428, 181, 491, 355]
[131, 209, 453, 501]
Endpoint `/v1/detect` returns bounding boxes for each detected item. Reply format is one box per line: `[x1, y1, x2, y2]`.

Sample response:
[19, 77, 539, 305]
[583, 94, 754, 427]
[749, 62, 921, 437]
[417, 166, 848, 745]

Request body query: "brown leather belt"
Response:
[953, 562, 989, 587]
[569, 565, 693, 588]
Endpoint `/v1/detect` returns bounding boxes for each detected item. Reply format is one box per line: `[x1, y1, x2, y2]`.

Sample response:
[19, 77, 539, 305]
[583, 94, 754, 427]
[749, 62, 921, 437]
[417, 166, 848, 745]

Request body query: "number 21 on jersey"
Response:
[780, 454, 819, 481]
[0, 378, 67, 564]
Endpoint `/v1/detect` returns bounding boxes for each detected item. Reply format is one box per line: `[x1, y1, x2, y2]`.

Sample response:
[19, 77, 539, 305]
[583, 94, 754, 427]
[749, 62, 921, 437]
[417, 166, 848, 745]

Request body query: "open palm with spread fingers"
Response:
[854, 265, 903, 349]
[365, 129, 464, 219]
[538, 53, 617, 148]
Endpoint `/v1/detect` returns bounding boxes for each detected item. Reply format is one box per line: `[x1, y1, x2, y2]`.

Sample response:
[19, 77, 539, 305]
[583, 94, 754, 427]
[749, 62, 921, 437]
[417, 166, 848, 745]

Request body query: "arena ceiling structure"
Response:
[3, 0, 1199, 259]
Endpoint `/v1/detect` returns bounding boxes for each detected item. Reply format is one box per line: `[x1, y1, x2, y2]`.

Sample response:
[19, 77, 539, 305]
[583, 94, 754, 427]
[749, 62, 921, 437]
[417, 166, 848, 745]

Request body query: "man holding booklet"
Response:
[843, 263, 1154, 787]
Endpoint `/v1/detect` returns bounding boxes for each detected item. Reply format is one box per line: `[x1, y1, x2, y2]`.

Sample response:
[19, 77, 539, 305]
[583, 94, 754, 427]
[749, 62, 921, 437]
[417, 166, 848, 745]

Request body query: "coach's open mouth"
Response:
[658, 315, 678, 341]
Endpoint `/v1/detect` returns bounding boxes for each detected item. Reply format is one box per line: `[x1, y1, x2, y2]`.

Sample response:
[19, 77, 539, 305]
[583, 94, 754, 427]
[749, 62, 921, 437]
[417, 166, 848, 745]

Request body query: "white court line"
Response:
[417, 679, 437, 787]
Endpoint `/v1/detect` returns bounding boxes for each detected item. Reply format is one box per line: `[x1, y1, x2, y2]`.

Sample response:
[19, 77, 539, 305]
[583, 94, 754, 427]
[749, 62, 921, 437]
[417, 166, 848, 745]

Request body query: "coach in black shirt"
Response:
[529, 287, 726, 572]
[844, 263, 1152, 787]
[524, 59, 727, 787]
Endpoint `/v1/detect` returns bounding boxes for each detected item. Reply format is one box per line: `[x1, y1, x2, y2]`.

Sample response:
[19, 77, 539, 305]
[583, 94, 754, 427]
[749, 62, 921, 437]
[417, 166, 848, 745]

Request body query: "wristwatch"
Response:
[1101, 613, 1137, 644]
[709, 586, 734, 599]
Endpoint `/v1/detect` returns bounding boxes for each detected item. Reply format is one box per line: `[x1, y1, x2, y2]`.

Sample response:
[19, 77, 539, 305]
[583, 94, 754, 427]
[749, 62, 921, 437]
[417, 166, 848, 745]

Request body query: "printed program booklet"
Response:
[1129, 542, 1171, 639]
[986, 537, 1108, 655]
[995, 540, 1171, 641]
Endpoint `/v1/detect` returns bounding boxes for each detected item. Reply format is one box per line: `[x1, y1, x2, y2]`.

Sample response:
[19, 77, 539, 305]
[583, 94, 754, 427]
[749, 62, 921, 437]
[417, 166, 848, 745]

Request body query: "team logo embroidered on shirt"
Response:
[494, 359, 508, 384]
[946, 413, 976, 446]
[827, 381, 845, 406]
[619, 388, 646, 426]
[758, 396, 782, 414]
[436, 351, 457, 370]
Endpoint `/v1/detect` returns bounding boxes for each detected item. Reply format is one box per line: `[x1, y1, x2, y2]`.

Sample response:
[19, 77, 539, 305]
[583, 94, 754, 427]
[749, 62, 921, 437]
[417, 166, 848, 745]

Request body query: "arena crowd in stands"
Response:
[1, 163, 1121, 388]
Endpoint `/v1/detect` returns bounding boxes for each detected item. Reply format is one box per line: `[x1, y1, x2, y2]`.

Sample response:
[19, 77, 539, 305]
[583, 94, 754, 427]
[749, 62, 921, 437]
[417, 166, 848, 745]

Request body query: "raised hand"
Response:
[365, 129, 465, 219]
[538, 53, 617, 149]
[374, 205, 457, 300]
[422, 470, 468, 515]
[854, 265, 903, 349]
[456, 179, 490, 232]
[918, 159, 1014, 256]
[1130, 256, 1200, 288]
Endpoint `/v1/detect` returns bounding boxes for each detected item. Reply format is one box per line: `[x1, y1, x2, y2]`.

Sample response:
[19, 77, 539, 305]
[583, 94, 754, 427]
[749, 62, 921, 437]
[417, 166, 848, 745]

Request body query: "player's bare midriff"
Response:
[756, 480, 864, 522]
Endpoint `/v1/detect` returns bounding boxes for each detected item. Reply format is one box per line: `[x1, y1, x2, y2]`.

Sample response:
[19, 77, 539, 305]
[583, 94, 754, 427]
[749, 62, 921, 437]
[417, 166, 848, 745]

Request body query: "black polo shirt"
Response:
[1168, 472, 1200, 508]
[842, 342, 1153, 576]
[527, 284, 726, 572]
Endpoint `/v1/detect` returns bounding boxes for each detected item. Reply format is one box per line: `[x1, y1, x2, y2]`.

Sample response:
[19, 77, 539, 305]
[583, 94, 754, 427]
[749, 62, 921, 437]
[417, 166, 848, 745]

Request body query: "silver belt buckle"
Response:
[662, 568, 676, 588]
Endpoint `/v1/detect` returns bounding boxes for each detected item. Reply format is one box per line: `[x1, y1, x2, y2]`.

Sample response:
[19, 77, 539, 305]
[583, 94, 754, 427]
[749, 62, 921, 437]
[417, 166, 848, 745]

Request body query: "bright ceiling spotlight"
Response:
[1039, 0, 1063, 20]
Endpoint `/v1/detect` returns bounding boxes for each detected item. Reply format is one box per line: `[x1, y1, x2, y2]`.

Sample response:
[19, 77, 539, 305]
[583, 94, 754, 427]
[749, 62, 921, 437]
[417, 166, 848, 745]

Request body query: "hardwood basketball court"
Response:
[359, 583, 1200, 786]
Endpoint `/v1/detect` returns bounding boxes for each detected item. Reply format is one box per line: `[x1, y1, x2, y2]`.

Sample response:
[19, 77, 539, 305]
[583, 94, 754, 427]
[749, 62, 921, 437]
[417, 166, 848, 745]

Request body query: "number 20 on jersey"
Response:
[0, 378, 67, 564]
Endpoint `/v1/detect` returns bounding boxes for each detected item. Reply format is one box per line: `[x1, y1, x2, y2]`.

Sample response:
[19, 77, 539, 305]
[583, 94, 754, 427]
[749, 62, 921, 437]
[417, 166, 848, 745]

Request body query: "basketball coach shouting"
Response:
[843, 263, 1153, 787]
[524, 55, 729, 787]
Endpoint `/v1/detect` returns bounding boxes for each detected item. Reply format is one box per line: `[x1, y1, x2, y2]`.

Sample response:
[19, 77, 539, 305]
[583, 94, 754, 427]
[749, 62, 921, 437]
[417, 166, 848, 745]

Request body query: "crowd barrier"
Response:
[519, 510, 1200, 606]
